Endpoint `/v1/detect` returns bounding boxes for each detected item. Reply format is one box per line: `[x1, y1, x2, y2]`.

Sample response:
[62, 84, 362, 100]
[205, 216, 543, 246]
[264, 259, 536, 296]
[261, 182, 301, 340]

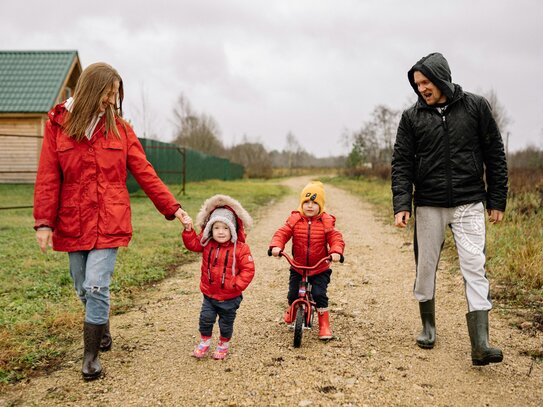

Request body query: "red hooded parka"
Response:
[33, 102, 181, 252]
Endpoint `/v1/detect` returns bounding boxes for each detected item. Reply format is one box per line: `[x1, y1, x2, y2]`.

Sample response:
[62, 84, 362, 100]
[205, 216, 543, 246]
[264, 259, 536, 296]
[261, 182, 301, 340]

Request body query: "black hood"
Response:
[408, 52, 456, 104]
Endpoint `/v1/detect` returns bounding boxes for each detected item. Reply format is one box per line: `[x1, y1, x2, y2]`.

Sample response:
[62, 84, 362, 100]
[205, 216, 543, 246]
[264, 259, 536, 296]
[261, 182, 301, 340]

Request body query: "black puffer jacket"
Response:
[391, 52, 508, 214]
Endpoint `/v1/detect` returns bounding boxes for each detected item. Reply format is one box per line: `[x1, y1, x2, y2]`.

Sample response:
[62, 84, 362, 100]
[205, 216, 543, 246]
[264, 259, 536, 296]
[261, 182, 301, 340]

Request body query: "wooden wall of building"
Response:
[0, 116, 45, 183]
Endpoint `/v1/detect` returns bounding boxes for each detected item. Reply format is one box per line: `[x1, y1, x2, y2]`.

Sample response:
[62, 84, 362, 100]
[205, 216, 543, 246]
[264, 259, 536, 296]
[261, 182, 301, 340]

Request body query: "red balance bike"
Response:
[268, 249, 344, 348]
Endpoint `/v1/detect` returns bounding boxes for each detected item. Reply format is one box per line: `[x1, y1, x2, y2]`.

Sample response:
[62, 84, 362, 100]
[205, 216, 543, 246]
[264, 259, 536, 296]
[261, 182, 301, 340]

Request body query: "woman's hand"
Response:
[330, 253, 341, 262]
[36, 229, 53, 253]
[271, 247, 282, 257]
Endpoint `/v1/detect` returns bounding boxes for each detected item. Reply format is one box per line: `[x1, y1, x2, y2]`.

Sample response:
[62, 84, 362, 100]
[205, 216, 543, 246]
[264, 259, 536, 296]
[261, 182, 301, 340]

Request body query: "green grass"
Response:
[326, 175, 543, 314]
[0, 179, 287, 384]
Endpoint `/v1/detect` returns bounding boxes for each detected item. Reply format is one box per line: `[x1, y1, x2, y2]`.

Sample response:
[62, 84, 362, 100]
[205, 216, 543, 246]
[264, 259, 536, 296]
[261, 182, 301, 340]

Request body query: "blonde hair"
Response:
[63, 62, 125, 141]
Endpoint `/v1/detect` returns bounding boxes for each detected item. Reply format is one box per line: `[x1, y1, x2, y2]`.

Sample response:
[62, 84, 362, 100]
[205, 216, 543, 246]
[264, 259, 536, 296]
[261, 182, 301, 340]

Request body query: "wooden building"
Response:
[0, 51, 81, 183]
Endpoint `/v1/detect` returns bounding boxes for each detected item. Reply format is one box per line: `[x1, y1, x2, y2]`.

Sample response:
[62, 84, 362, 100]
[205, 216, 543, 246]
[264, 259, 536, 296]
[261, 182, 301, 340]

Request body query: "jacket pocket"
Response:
[103, 184, 132, 236]
[57, 184, 81, 237]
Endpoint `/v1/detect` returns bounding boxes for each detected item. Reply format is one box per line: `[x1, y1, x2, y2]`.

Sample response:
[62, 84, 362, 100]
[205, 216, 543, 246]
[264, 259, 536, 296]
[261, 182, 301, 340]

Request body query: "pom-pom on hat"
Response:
[298, 181, 325, 215]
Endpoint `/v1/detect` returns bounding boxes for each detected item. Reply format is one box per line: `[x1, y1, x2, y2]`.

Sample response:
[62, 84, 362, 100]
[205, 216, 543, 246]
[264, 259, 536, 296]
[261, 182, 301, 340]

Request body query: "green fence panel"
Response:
[127, 138, 244, 192]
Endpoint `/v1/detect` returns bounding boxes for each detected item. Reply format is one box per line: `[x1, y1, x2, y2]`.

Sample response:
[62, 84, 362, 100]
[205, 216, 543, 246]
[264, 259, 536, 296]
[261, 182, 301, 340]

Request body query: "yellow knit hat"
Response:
[298, 181, 325, 215]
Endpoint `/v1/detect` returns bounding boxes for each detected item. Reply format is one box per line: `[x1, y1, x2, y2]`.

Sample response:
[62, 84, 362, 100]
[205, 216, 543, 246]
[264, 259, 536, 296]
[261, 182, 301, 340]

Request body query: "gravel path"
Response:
[2, 176, 542, 406]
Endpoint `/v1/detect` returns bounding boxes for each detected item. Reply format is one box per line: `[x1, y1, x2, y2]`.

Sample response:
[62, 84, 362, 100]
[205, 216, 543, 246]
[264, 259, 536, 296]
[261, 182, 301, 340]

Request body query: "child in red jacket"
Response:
[181, 195, 255, 360]
[269, 181, 345, 339]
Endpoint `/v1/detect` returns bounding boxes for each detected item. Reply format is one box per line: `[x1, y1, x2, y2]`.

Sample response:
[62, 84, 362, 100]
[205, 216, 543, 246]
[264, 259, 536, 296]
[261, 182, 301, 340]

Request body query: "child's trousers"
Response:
[199, 295, 242, 339]
[287, 269, 332, 309]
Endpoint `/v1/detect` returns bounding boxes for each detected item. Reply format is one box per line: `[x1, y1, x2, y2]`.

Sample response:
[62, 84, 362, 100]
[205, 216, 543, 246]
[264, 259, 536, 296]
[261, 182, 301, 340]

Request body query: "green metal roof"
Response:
[0, 50, 78, 113]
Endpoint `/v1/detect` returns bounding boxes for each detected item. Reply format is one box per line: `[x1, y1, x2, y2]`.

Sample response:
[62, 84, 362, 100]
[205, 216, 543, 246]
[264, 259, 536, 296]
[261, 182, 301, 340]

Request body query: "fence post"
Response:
[177, 146, 186, 196]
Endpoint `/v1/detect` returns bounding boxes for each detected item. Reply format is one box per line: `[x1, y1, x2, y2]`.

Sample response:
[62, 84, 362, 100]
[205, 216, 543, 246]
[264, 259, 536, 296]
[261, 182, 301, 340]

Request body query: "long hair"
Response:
[63, 62, 125, 141]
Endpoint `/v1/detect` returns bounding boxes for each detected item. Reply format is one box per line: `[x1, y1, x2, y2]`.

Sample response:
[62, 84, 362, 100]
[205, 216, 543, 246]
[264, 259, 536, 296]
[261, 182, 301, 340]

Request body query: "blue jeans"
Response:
[199, 295, 242, 339]
[68, 248, 118, 325]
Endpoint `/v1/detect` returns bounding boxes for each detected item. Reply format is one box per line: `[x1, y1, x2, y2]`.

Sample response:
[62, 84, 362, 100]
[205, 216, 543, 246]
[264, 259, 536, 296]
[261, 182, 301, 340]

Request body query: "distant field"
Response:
[0, 179, 288, 384]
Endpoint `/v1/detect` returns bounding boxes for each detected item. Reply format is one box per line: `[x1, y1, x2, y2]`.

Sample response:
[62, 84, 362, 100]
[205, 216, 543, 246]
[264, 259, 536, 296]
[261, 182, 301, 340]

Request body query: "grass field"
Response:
[325, 174, 543, 321]
[0, 179, 288, 384]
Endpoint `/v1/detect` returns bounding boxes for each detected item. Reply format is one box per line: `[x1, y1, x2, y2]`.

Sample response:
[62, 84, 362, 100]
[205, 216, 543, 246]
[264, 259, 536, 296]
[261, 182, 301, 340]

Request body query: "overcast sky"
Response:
[1, 0, 542, 157]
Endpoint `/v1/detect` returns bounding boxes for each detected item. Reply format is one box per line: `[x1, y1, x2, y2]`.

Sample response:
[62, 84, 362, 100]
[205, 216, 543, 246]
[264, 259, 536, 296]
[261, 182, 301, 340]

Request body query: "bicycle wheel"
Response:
[293, 306, 305, 348]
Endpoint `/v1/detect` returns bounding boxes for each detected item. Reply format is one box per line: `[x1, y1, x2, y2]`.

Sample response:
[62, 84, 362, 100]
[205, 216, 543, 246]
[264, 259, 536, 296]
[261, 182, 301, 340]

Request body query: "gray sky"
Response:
[1, 0, 542, 157]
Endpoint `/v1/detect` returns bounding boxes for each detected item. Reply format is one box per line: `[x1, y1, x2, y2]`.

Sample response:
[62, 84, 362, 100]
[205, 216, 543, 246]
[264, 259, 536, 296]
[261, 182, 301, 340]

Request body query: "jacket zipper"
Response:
[306, 220, 312, 266]
[206, 249, 213, 283]
[221, 250, 229, 288]
[440, 111, 453, 206]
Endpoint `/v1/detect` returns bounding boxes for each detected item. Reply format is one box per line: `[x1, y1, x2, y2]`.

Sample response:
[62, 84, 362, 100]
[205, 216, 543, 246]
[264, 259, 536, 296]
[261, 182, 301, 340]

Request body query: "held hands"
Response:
[180, 213, 194, 231]
[36, 229, 53, 253]
[487, 209, 504, 224]
[174, 208, 193, 231]
[394, 211, 411, 228]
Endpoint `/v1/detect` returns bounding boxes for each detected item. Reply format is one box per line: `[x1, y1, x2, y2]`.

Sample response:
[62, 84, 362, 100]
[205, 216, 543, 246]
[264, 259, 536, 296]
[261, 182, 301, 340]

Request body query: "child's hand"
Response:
[330, 253, 341, 262]
[181, 214, 193, 231]
[271, 247, 282, 257]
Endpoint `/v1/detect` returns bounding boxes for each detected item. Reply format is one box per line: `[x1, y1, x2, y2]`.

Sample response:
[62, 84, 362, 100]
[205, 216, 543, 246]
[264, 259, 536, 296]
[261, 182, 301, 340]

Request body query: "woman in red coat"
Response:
[33, 62, 186, 380]
[269, 181, 345, 339]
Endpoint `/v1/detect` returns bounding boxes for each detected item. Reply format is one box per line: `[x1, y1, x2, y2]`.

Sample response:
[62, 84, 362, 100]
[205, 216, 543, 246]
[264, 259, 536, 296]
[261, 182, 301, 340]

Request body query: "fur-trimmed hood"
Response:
[195, 195, 253, 243]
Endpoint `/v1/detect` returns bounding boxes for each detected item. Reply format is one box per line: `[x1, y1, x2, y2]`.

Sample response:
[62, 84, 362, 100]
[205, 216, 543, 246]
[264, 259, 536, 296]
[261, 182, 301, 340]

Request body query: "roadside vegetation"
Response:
[0, 179, 287, 385]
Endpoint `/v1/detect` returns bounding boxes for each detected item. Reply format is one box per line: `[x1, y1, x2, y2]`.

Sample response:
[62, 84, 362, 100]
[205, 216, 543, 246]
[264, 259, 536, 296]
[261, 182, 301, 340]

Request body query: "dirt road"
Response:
[2, 177, 542, 406]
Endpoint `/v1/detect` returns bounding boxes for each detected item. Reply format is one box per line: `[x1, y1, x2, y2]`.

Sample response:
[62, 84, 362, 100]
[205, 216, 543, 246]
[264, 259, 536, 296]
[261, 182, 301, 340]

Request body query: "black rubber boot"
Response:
[416, 299, 436, 349]
[100, 320, 112, 352]
[466, 310, 503, 366]
[82, 322, 106, 380]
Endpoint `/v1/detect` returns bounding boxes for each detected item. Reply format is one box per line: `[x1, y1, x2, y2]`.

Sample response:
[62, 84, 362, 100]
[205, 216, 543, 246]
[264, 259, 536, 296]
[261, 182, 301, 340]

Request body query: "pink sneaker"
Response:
[212, 341, 229, 360]
[192, 338, 211, 359]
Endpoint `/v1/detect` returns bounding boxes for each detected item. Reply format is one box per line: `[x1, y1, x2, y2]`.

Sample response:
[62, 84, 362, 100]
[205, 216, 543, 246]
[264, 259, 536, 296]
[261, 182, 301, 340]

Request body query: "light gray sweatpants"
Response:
[414, 202, 492, 312]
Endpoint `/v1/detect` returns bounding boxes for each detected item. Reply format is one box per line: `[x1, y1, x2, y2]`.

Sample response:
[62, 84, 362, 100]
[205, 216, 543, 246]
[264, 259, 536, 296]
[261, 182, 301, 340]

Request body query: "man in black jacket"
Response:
[391, 52, 508, 366]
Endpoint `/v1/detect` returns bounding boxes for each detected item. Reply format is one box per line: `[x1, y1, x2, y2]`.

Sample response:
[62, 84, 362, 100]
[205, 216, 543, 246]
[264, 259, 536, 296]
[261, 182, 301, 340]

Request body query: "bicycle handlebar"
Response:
[267, 248, 344, 270]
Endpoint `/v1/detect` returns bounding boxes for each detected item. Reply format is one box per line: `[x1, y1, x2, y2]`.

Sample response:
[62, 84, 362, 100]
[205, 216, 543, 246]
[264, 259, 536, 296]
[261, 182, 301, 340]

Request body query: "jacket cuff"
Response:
[165, 203, 182, 220]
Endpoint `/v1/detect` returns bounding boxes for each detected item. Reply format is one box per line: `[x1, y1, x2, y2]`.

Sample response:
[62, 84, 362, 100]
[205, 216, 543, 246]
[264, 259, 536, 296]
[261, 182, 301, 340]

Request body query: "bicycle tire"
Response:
[293, 306, 304, 348]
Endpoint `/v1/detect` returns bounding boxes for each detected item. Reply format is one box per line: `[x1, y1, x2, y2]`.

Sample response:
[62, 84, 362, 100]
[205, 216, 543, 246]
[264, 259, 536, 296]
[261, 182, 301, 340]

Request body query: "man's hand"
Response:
[394, 211, 411, 228]
[330, 253, 341, 262]
[36, 229, 53, 253]
[487, 209, 504, 224]
[271, 247, 282, 257]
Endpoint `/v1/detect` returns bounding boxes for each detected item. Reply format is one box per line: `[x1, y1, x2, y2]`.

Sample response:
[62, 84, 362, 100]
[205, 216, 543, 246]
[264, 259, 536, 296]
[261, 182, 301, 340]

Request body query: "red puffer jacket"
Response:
[33, 102, 181, 252]
[182, 229, 255, 300]
[269, 211, 345, 276]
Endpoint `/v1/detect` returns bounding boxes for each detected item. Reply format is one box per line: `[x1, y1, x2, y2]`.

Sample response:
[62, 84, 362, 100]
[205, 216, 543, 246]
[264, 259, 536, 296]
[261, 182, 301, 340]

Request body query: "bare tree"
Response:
[483, 89, 512, 135]
[132, 83, 158, 139]
[171, 93, 225, 157]
[346, 104, 400, 168]
[285, 132, 305, 174]
[229, 142, 273, 178]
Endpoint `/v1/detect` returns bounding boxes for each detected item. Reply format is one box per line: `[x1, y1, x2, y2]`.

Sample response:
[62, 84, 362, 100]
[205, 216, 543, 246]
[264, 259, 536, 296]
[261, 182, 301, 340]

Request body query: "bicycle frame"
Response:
[279, 253, 332, 328]
[268, 249, 341, 347]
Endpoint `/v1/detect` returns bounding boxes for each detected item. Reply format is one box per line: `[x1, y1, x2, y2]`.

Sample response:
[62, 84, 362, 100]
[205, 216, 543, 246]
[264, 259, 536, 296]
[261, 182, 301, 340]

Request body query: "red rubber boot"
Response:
[318, 309, 332, 340]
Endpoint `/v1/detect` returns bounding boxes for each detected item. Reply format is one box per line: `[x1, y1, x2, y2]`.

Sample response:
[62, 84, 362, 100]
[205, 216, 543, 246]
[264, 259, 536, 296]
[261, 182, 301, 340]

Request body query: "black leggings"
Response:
[287, 269, 332, 309]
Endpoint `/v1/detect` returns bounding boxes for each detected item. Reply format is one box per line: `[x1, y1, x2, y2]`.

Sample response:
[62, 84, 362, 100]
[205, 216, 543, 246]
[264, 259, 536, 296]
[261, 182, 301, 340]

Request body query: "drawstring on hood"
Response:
[408, 52, 456, 103]
[196, 195, 253, 278]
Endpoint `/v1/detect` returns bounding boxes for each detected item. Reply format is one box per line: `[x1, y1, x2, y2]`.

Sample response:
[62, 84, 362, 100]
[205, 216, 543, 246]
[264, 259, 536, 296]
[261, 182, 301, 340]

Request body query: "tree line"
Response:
[164, 91, 541, 179]
[169, 94, 344, 178]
